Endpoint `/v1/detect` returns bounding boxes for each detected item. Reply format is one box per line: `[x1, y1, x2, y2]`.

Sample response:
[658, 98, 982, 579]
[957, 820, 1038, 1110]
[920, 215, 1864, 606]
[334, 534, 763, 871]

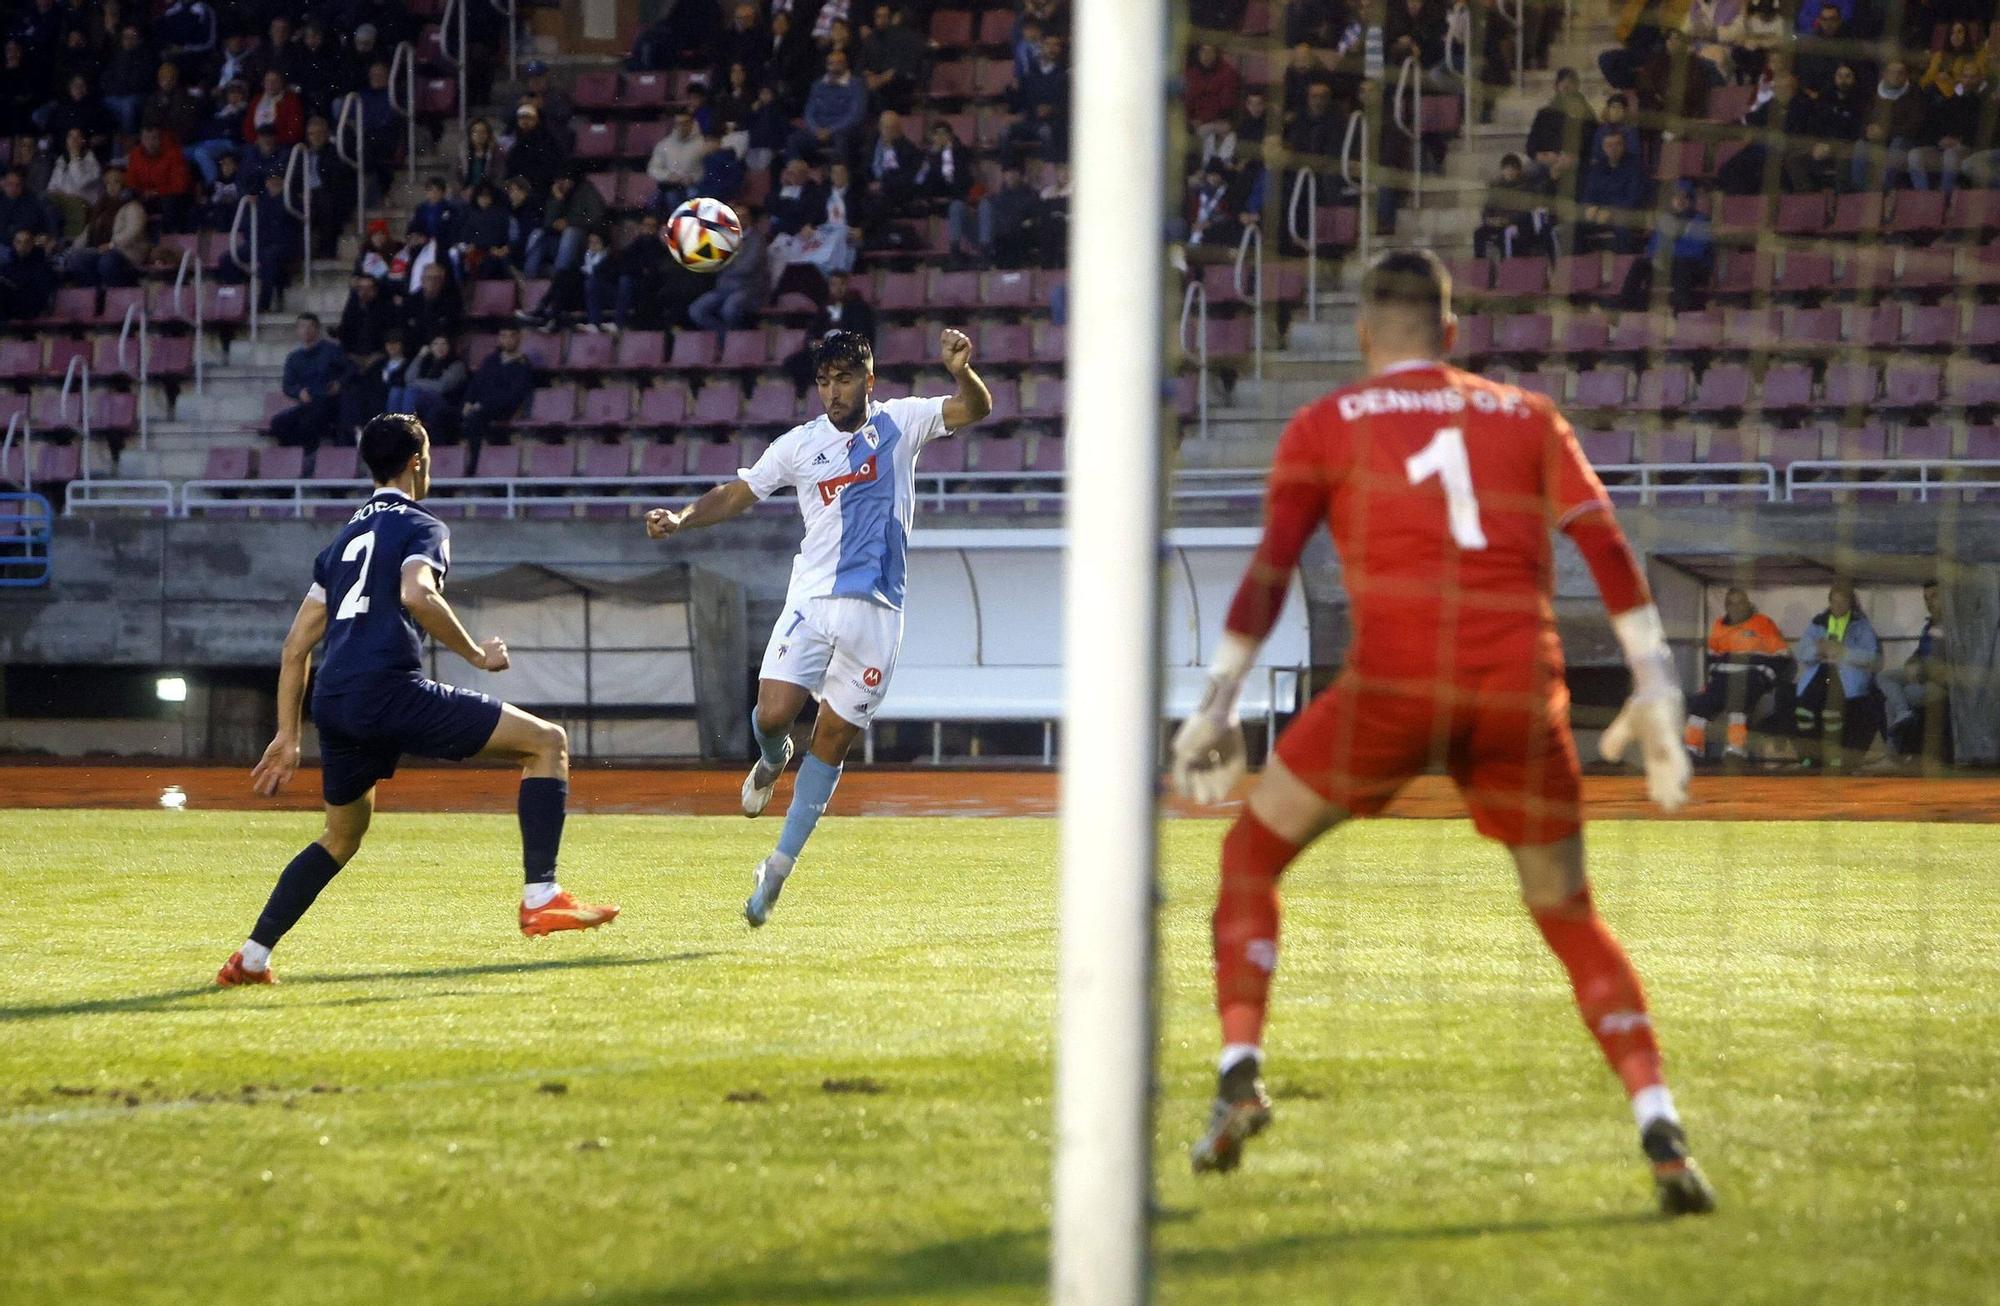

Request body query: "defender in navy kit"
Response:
[217, 413, 618, 986]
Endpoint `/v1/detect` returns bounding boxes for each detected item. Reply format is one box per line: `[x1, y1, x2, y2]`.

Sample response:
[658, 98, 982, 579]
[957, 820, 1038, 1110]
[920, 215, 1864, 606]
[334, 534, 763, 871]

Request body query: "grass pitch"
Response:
[1, 808, 1996, 1305]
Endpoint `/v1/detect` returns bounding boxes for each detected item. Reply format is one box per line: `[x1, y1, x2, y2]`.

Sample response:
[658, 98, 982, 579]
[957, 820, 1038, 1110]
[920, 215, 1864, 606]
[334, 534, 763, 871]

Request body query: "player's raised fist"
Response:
[940, 328, 973, 375]
[477, 636, 511, 673]
[645, 507, 682, 540]
[250, 735, 301, 797]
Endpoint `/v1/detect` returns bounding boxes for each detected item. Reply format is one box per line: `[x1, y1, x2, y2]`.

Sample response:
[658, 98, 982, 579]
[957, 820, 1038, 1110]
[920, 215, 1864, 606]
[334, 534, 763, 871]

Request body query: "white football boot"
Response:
[741, 737, 795, 817]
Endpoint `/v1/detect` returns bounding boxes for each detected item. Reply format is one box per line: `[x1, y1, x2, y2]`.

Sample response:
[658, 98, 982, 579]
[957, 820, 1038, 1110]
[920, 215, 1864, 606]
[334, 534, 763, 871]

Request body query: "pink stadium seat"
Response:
[1857, 304, 1901, 350]
[30, 389, 74, 429]
[1902, 305, 1958, 348]
[976, 9, 1015, 44]
[1557, 313, 1609, 354]
[983, 378, 1019, 416]
[1418, 95, 1460, 135]
[1632, 430, 1696, 463]
[1029, 435, 1064, 472]
[1493, 257, 1549, 297]
[1833, 426, 1887, 460]
[1775, 192, 1829, 236]
[1833, 247, 1894, 296]
[1655, 139, 1705, 183]
[974, 434, 1026, 474]
[877, 271, 925, 312]
[1204, 317, 1253, 357]
[636, 440, 687, 478]
[1669, 310, 1724, 352]
[1721, 308, 1783, 353]
[468, 280, 516, 319]
[1021, 377, 1065, 419]
[931, 270, 980, 309]
[46, 338, 90, 378]
[474, 445, 520, 478]
[1551, 255, 1603, 298]
[929, 10, 972, 43]
[638, 382, 691, 426]
[1690, 364, 1751, 412]
[1633, 366, 1692, 410]
[573, 121, 617, 160]
[721, 330, 770, 369]
[1447, 256, 1492, 294]
[1606, 312, 1653, 353]
[617, 170, 657, 210]
[1573, 367, 1631, 409]
[0, 339, 41, 378]
[622, 72, 668, 108]
[1969, 305, 2000, 348]
[1822, 364, 1879, 407]
[1707, 83, 1756, 122]
[920, 436, 967, 474]
[46, 287, 97, 326]
[208, 284, 249, 326]
[1453, 313, 1492, 359]
[1888, 189, 1946, 235]
[745, 381, 796, 425]
[1785, 307, 1842, 347]
[36, 442, 80, 482]
[1968, 426, 2000, 458]
[98, 287, 145, 327]
[429, 445, 467, 479]
[611, 330, 665, 372]
[203, 447, 252, 479]
[573, 70, 620, 110]
[311, 445, 359, 482]
[581, 441, 632, 478]
[624, 120, 667, 159]
[580, 387, 632, 425]
[1714, 194, 1766, 238]
[520, 387, 578, 429]
[258, 446, 304, 481]
[1884, 364, 1942, 409]
[563, 331, 615, 373]
[1495, 313, 1553, 354]
[1704, 430, 1752, 464]
[1762, 429, 1822, 468]
[1513, 370, 1563, 400]
[688, 439, 740, 477]
[983, 269, 1034, 308]
[1578, 430, 1633, 464]
[976, 59, 1014, 99]
[1945, 188, 2000, 234]
[876, 326, 927, 367]
[929, 60, 975, 99]
[526, 442, 576, 478]
[1757, 364, 1814, 411]
[670, 331, 720, 369]
[1901, 248, 1956, 292]
[1894, 426, 1951, 460]
[982, 323, 1033, 364]
[692, 383, 743, 425]
[418, 77, 457, 117]
[92, 391, 136, 433]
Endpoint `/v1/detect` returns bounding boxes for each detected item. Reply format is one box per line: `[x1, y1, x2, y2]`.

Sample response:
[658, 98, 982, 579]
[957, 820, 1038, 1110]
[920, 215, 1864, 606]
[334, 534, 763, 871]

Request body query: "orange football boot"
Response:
[216, 951, 277, 986]
[520, 891, 620, 937]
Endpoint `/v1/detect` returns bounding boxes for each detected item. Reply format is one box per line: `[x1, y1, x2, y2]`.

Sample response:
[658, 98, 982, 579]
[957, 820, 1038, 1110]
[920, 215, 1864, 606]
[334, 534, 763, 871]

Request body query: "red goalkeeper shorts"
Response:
[1272, 666, 1583, 847]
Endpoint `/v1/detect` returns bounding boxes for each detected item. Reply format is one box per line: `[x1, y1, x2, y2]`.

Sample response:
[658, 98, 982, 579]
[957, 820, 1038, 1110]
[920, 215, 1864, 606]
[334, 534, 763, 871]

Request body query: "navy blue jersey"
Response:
[310, 488, 451, 698]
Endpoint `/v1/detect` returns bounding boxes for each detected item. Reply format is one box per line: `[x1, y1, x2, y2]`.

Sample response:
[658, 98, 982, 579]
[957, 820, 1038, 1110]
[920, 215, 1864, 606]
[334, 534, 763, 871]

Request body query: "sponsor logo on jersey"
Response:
[816, 456, 879, 505]
[862, 666, 882, 688]
[811, 452, 830, 466]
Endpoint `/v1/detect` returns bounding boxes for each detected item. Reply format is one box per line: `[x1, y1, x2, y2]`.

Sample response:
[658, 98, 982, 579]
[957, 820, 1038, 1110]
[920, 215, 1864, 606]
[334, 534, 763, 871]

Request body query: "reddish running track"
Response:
[0, 765, 1994, 822]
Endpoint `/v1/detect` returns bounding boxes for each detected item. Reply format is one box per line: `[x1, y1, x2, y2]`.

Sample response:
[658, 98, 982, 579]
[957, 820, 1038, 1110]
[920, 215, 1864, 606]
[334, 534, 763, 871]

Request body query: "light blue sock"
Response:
[776, 755, 842, 860]
[752, 711, 789, 769]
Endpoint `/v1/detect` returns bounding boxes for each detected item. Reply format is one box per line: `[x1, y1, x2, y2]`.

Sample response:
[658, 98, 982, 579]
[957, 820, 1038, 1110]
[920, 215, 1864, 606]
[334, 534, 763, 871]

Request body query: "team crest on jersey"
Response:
[860, 425, 881, 450]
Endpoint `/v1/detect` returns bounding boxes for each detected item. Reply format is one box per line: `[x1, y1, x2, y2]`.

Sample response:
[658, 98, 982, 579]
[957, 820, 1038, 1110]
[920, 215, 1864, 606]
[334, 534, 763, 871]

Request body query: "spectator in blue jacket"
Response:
[457, 324, 535, 475]
[688, 208, 770, 337]
[1576, 127, 1647, 253]
[1791, 580, 1884, 767]
[1622, 179, 1714, 311]
[785, 49, 866, 164]
[270, 312, 354, 455]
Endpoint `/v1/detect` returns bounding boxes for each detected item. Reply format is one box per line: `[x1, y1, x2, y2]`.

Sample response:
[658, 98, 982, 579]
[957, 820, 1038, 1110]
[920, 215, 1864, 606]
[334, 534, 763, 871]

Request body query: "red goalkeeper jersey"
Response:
[1226, 360, 1628, 686]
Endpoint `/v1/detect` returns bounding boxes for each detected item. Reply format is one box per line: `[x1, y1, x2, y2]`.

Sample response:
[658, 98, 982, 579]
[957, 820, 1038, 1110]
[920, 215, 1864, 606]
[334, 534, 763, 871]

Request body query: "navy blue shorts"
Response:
[313, 676, 505, 807]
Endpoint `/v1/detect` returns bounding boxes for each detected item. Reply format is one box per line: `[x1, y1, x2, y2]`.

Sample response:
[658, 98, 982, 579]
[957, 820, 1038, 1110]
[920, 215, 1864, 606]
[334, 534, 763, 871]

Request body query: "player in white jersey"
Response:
[646, 328, 992, 925]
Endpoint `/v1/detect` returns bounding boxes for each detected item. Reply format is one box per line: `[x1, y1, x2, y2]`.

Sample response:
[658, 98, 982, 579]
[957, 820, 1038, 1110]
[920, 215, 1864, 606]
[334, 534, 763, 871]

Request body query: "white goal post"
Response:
[1052, 0, 1169, 1299]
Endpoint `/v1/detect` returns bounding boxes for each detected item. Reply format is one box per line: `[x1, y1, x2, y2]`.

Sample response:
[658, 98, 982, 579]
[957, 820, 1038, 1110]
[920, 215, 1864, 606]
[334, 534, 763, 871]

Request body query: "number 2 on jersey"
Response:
[335, 530, 376, 620]
[1404, 426, 1488, 550]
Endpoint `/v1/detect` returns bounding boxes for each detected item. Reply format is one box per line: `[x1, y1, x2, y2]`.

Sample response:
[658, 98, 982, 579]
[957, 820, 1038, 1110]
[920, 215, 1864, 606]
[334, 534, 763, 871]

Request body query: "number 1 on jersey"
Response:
[335, 530, 376, 620]
[1405, 426, 1488, 551]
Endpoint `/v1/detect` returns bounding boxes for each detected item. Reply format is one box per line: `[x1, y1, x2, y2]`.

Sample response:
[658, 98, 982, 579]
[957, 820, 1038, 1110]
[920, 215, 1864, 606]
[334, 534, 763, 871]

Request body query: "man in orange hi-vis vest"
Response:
[1683, 587, 1791, 760]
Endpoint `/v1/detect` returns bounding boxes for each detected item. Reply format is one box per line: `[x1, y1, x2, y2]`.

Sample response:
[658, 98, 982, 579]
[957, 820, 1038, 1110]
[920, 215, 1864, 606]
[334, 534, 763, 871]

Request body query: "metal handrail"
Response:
[1590, 462, 1777, 505]
[1444, 3, 1474, 141]
[492, 0, 516, 86]
[441, 0, 469, 151]
[1285, 167, 1317, 324]
[1785, 458, 2000, 503]
[59, 355, 90, 482]
[1339, 108, 1371, 265]
[1392, 55, 1423, 210]
[118, 300, 149, 451]
[64, 478, 176, 515]
[1233, 225, 1264, 380]
[2, 411, 30, 494]
[387, 40, 420, 199]
[333, 92, 367, 242]
[171, 247, 205, 398]
[1498, 0, 1525, 88]
[1177, 280, 1209, 440]
[281, 142, 313, 293]
[227, 194, 260, 342]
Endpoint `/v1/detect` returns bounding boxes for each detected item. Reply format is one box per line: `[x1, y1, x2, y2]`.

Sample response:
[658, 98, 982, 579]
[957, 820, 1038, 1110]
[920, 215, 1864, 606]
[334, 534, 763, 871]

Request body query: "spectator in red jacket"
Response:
[242, 68, 304, 147]
[1185, 42, 1242, 159]
[126, 125, 194, 230]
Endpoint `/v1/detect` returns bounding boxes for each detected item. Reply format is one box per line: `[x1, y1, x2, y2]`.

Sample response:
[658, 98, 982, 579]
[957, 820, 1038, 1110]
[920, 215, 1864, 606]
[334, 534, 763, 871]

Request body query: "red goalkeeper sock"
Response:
[1531, 886, 1664, 1097]
[1212, 811, 1304, 1050]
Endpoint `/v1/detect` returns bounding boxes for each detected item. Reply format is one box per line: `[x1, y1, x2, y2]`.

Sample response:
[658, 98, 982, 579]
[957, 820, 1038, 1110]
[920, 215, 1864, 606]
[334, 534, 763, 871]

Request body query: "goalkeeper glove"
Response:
[1170, 634, 1254, 805]
[1599, 605, 1691, 813]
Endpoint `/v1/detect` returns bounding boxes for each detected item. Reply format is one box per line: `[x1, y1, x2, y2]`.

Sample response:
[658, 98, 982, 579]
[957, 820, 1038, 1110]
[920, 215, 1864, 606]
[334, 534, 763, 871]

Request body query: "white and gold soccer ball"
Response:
[664, 196, 743, 273]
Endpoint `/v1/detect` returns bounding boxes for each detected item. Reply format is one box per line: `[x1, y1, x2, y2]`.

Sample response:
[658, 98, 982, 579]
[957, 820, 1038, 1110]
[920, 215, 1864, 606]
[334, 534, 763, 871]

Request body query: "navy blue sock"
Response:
[519, 777, 567, 883]
[250, 843, 343, 948]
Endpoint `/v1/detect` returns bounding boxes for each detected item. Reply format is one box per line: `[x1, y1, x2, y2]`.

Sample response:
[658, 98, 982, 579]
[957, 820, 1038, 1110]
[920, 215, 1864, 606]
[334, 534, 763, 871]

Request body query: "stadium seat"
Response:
[562, 331, 615, 373]
[417, 77, 456, 116]
[1493, 257, 1549, 297]
[1833, 247, 1894, 296]
[1447, 256, 1493, 295]
[624, 120, 667, 160]
[745, 381, 796, 425]
[1029, 435, 1064, 472]
[688, 439, 740, 477]
[1945, 188, 2000, 236]
[1669, 310, 1724, 352]
[622, 72, 669, 108]
[474, 446, 521, 479]
[1828, 425, 1885, 460]
[1707, 83, 1756, 122]
[1494, 313, 1553, 354]
[877, 271, 926, 312]
[1704, 430, 1753, 464]
[976, 58, 1015, 99]
[973, 434, 1026, 474]
[1762, 429, 1823, 468]
[670, 331, 720, 368]
[468, 280, 516, 320]
[691, 383, 744, 425]
[1203, 317, 1253, 357]
[1774, 251, 1834, 298]
[1721, 309, 1783, 354]
[1578, 430, 1632, 464]
[1632, 430, 1696, 463]
[207, 284, 250, 327]
[311, 445, 359, 482]
[1968, 426, 2000, 458]
[931, 270, 980, 309]
[1454, 313, 1492, 359]
[1903, 305, 1958, 349]
[1558, 313, 1609, 354]
[203, 447, 252, 480]
[616, 330, 666, 371]
[1857, 304, 1902, 350]
[720, 330, 770, 370]
[638, 382, 692, 426]
[1901, 248, 1956, 293]
[580, 441, 631, 478]
[1573, 366, 1631, 410]
[1758, 363, 1814, 412]
[1785, 307, 1842, 349]
[982, 323, 1033, 364]
[1513, 370, 1563, 401]
[1021, 376, 1064, 419]
[1714, 194, 1766, 239]
[1654, 139, 1705, 184]
[45, 287, 97, 327]
[983, 270, 1034, 309]
[983, 378, 1020, 417]
[580, 387, 633, 426]
[36, 441, 80, 482]
[929, 60, 975, 100]
[1606, 312, 1653, 353]
[46, 338, 89, 379]
[1887, 189, 1946, 236]
[1633, 366, 1692, 411]
[1775, 192, 1829, 236]
[635, 439, 687, 478]
[617, 170, 658, 211]
[1969, 305, 2000, 348]
[1690, 364, 1751, 412]
[1551, 255, 1604, 299]
[928, 10, 972, 44]
[1945, 361, 2000, 407]
[92, 391, 135, 435]
[1822, 364, 1880, 407]
[876, 325, 928, 367]
[573, 70, 620, 110]
[573, 122, 617, 161]
[0, 339, 41, 378]
[1894, 426, 1950, 459]
[429, 445, 467, 479]
[519, 386, 579, 432]
[976, 9, 1015, 44]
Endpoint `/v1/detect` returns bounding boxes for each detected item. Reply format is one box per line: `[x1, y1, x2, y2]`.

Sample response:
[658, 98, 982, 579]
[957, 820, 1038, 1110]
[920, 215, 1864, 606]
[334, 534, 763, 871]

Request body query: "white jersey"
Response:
[740, 395, 951, 611]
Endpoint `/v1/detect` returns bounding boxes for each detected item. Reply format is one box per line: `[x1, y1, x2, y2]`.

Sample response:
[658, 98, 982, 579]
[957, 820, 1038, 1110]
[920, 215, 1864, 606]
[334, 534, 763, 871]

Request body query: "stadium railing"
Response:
[1786, 460, 2000, 502]
[333, 93, 368, 246]
[115, 299, 151, 451]
[388, 40, 421, 200]
[281, 143, 314, 295]
[1178, 279, 1209, 439]
[226, 194, 261, 343]
[0, 491, 54, 587]
[64, 479, 177, 515]
[1, 410, 32, 495]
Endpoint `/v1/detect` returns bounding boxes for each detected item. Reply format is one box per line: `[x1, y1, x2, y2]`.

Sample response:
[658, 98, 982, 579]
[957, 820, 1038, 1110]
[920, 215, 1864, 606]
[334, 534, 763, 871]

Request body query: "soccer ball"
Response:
[664, 197, 743, 273]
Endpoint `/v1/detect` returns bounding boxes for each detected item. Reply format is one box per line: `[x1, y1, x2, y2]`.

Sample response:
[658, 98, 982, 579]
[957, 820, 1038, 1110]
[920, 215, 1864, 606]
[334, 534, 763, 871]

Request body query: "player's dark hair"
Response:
[359, 412, 427, 484]
[1360, 249, 1450, 349]
[812, 329, 874, 377]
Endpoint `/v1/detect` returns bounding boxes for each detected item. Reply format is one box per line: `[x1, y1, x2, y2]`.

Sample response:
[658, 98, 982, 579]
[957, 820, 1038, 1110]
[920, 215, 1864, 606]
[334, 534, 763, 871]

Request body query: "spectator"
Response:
[1185, 43, 1241, 158]
[860, 108, 921, 216]
[188, 78, 249, 186]
[286, 22, 344, 118]
[209, 30, 259, 98]
[696, 130, 747, 203]
[270, 312, 353, 454]
[1624, 179, 1714, 311]
[0, 169, 56, 250]
[601, 210, 670, 330]
[196, 148, 245, 230]
[788, 49, 866, 164]
[1912, 23, 1985, 192]
[66, 166, 146, 287]
[915, 121, 975, 252]
[1806, 63, 1870, 187]
[45, 127, 103, 233]
[1285, 0, 1354, 49]
[412, 177, 460, 245]
[1592, 92, 1641, 159]
[386, 333, 465, 434]
[1716, 72, 1813, 195]
[1185, 160, 1237, 251]
[1006, 32, 1071, 164]
[1794, 4, 1866, 99]
[1683, 587, 1791, 760]
[42, 73, 115, 158]
[244, 68, 303, 148]
[100, 24, 156, 137]
[647, 109, 707, 214]
[237, 124, 288, 196]
[1038, 161, 1072, 265]
[505, 102, 564, 197]
[0, 225, 58, 323]
[1576, 128, 1647, 252]
[155, 0, 217, 80]
[1881, 580, 1949, 762]
[688, 207, 769, 336]
[768, 156, 818, 235]
[782, 267, 876, 394]
[141, 59, 202, 146]
[450, 182, 510, 279]
[0, 41, 42, 139]
[460, 117, 507, 197]
[714, 60, 759, 128]
[974, 160, 1043, 267]
[628, 0, 723, 72]
[1384, 0, 1453, 92]
[1524, 67, 1595, 188]
[859, 5, 928, 115]
[715, 3, 767, 85]
[1712, 0, 1792, 85]
[763, 10, 819, 113]
[1203, 88, 1269, 168]
[456, 324, 534, 474]
[1853, 59, 1924, 190]
[521, 226, 615, 332]
[337, 272, 396, 362]
[1191, 0, 1248, 29]
[125, 125, 194, 228]
[510, 60, 573, 143]
[1280, 44, 1332, 129]
[1796, 0, 1868, 36]
[503, 174, 543, 266]
[243, 170, 302, 309]
[1791, 580, 1883, 767]
[344, 327, 410, 432]
[386, 225, 438, 297]
[1633, 28, 1722, 125]
[299, 114, 356, 259]
[524, 169, 606, 278]
[400, 260, 464, 341]
[353, 60, 400, 198]
[1472, 153, 1552, 259]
